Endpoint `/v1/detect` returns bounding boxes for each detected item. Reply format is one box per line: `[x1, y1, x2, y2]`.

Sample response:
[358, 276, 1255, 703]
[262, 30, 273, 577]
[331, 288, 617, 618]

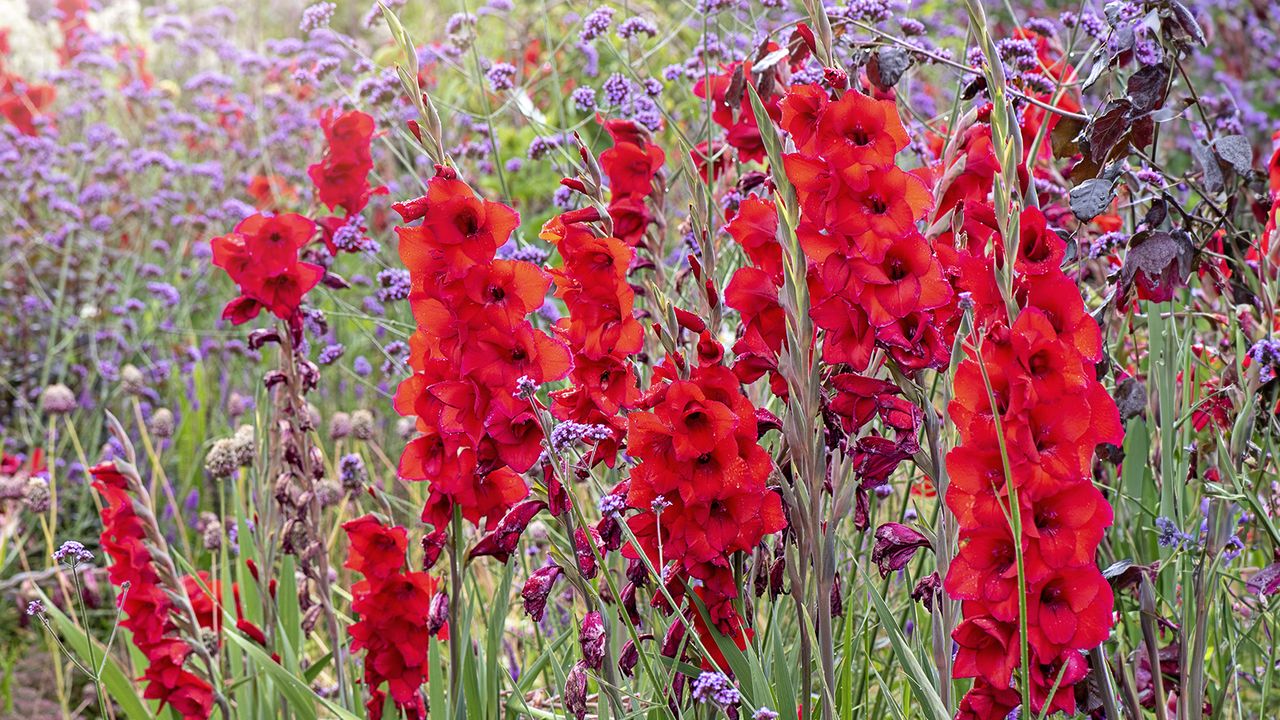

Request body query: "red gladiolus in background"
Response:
[598, 118, 665, 247]
[778, 83, 952, 382]
[309, 109, 386, 217]
[542, 213, 641, 469]
[92, 462, 214, 720]
[694, 59, 783, 164]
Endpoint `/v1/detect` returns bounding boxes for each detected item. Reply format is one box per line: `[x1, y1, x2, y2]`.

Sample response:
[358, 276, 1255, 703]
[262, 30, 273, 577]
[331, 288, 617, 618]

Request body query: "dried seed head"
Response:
[350, 410, 375, 440]
[201, 517, 223, 551]
[328, 412, 352, 440]
[231, 425, 256, 466]
[315, 479, 343, 507]
[24, 476, 50, 513]
[199, 628, 220, 655]
[120, 364, 147, 396]
[40, 384, 77, 415]
[227, 392, 252, 419]
[148, 408, 175, 438]
[204, 439, 239, 478]
[395, 416, 415, 440]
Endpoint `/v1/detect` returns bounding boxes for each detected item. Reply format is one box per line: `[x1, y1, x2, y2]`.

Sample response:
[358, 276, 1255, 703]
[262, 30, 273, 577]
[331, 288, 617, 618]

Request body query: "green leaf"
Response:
[855, 564, 951, 720]
[429, 640, 447, 720]
[744, 83, 793, 209]
[770, 616, 797, 719]
[225, 631, 361, 720]
[484, 564, 515, 719]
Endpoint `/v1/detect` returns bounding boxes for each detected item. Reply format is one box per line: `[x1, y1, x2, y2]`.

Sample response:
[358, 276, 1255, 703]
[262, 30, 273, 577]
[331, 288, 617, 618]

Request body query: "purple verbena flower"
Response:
[54, 540, 94, 565]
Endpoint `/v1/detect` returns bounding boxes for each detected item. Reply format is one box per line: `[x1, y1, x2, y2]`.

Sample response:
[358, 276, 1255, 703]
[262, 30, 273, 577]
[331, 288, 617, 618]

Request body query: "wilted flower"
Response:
[564, 661, 588, 720]
[618, 637, 642, 677]
[579, 611, 606, 669]
[427, 591, 449, 636]
[521, 561, 563, 622]
[470, 500, 546, 563]
[871, 522, 932, 577]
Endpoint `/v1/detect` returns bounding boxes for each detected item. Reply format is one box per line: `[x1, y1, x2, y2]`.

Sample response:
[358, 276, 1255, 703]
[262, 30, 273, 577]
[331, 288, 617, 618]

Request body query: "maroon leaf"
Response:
[1088, 100, 1133, 163]
[1116, 229, 1196, 304]
[1127, 63, 1171, 115]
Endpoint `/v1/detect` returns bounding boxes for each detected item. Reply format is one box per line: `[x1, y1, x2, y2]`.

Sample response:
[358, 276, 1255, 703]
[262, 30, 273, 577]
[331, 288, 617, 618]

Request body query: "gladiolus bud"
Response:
[427, 591, 449, 636]
[618, 638, 640, 677]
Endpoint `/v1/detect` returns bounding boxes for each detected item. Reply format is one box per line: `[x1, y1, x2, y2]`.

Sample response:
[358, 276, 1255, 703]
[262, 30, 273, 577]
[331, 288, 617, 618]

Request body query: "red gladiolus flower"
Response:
[1028, 566, 1114, 656]
[725, 195, 783, 280]
[344, 515, 411, 581]
[598, 118, 665, 245]
[812, 87, 909, 166]
[956, 678, 1020, 720]
[778, 83, 829, 152]
[622, 363, 785, 665]
[396, 176, 520, 278]
[0, 75, 56, 136]
[939, 106, 1122, 715]
[344, 515, 441, 720]
[92, 462, 214, 720]
[210, 212, 322, 324]
[393, 171, 567, 531]
[600, 126, 665, 196]
[953, 614, 1021, 689]
[308, 108, 386, 216]
[846, 230, 951, 326]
